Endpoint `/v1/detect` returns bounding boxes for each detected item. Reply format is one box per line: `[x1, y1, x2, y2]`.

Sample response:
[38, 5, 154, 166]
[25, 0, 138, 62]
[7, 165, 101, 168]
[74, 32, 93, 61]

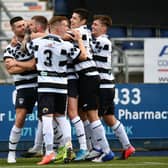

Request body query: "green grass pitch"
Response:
[0, 156, 168, 168]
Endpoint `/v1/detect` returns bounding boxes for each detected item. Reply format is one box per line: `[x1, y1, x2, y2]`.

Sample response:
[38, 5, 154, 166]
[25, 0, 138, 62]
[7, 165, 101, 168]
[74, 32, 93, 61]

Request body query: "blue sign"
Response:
[0, 85, 38, 141]
[114, 84, 168, 139]
[0, 84, 168, 141]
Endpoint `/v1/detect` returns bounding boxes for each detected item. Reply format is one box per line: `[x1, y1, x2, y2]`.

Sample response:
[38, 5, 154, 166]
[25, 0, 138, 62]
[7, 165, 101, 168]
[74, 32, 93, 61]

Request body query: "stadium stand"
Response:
[160, 28, 168, 37]
[0, 0, 53, 38]
[107, 26, 146, 82]
[121, 41, 144, 50]
[132, 27, 156, 37]
[0, 36, 12, 84]
[111, 38, 144, 83]
[0, 60, 12, 83]
[111, 45, 127, 83]
[107, 26, 127, 38]
[0, 0, 53, 84]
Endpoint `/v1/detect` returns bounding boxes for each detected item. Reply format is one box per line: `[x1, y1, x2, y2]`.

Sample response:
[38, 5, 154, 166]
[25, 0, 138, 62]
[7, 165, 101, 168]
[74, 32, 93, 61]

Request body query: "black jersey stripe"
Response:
[77, 67, 97, 75]
[38, 82, 67, 89]
[93, 55, 107, 62]
[100, 79, 115, 84]
[15, 77, 37, 86]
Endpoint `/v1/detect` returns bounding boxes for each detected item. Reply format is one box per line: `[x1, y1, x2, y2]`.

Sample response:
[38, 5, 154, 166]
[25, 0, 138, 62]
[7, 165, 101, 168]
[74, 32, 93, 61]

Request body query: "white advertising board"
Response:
[3, 2, 46, 11]
[144, 38, 168, 83]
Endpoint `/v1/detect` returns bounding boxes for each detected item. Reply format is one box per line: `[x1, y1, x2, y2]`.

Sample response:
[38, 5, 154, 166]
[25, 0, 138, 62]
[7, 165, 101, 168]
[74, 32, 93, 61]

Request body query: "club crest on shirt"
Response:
[18, 98, 24, 105]
[42, 107, 49, 114]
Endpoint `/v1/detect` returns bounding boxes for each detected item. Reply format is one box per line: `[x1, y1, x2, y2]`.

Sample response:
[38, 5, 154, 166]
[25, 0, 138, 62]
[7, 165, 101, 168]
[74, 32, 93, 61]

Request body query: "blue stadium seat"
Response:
[54, 0, 67, 15]
[122, 41, 144, 50]
[108, 26, 127, 38]
[132, 27, 156, 37]
[160, 29, 168, 37]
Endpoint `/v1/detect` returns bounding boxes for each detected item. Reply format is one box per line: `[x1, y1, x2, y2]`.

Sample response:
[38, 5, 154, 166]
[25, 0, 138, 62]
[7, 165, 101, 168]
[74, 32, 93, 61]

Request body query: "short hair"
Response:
[31, 15, 48, 31]
[73, 8, 90, 21]
[49, 15, 68, 25]
[48, 15, 69, 32]
[10, 16, 24, 26]
[93, 15, 112, 27]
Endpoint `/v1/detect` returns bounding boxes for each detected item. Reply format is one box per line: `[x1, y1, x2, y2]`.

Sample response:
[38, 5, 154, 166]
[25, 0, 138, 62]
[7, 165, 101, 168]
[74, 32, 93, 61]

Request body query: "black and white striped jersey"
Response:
[91, 34, 115, 88]
[67, 59, 79, 80]
[72, 25, 99, 77]
[27, 34, 81, 94]
[3, 42, 37, 90]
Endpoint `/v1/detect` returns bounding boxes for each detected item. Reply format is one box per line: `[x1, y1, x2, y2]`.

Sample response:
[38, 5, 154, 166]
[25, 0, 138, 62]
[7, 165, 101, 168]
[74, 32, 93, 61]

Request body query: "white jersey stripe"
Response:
[91, 34, 115, 88]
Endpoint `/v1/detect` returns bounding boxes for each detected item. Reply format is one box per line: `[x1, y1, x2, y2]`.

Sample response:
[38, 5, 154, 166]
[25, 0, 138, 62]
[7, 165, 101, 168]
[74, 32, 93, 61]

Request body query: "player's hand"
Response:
[71, 29, 82, 42]
[4, 58, 17, 69]
[62, 31, 74, 41]
[10, 36, 17, 47]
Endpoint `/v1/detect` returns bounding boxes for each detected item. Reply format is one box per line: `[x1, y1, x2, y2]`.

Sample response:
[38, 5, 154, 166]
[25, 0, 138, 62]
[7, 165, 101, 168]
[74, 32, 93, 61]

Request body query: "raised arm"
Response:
[71, 29, 87, 61]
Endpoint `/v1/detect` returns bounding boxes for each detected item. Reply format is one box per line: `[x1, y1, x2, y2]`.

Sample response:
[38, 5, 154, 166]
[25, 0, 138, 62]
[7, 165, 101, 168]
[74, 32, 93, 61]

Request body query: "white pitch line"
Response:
[144, 162, 167, 165]
[2, 162, 168, 168]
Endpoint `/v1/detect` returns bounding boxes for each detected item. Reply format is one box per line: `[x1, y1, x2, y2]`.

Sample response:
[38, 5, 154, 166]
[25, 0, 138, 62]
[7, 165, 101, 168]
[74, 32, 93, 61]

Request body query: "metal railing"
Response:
[111, 38, 144, 83]
[0, 0, 12, 36]
[0, 0, 12, 60]
[111, 45, 129, 82]
[0, 37, 11, 60]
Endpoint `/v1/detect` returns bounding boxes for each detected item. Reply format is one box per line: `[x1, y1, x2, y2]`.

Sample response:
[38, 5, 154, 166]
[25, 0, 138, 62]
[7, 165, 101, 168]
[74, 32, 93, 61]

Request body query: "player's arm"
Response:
[72, 29, 87, 61]
[4, 57, 27, 74]
[19, 26, 32, 52]
[21, 31, 46, 53]
[4, 57, 36, 74]
[62, 31, 74, 41]
[10, 36, 18, 47]
[15, 58, 36, 71]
